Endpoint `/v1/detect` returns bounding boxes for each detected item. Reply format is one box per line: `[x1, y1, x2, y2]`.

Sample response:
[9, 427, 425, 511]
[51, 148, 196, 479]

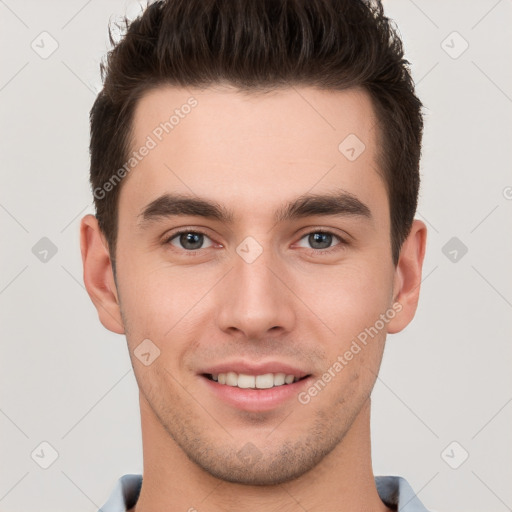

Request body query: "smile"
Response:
[205, 372, 308, 389]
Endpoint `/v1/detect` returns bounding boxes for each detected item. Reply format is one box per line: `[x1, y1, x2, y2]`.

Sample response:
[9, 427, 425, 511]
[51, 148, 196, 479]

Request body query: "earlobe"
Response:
[387, 219, 427, 334]
[80, 214, 125, 334]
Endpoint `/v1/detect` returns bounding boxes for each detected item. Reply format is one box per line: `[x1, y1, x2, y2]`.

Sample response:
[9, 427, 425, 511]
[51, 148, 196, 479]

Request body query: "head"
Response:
[81, 0, 426, 486]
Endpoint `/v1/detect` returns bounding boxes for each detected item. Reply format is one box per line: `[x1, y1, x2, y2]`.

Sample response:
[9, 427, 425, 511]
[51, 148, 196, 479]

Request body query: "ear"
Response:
[80, 214, 125, 334]
[387, 219, 427, 334]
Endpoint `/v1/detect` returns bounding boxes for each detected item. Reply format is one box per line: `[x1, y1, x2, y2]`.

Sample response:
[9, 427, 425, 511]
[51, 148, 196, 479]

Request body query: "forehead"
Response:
[131, 84, 378, 157]
[120, 84, 387, 224]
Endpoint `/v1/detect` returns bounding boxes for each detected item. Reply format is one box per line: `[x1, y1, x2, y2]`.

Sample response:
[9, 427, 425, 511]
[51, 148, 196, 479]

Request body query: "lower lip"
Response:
[200, 375, 312, 412]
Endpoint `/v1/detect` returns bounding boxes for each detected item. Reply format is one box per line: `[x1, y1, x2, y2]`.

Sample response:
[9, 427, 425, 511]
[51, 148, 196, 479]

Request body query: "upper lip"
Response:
[200, 361, 311, 379]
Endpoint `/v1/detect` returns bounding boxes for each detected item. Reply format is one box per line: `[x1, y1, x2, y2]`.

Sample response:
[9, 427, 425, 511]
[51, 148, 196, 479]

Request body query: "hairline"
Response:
[107, 82, 396, 271]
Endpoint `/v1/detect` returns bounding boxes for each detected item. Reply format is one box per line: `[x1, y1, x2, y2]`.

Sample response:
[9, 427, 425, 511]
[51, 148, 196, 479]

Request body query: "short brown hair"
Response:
[89, 0, 423, 268]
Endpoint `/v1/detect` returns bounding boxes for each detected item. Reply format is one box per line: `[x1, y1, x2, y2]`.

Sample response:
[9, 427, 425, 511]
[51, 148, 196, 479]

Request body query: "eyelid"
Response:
[163, 226, 349, 256]
[163, 228, 216, 249]
[296, 226, 349, 242]
[294, 229, 347, 253]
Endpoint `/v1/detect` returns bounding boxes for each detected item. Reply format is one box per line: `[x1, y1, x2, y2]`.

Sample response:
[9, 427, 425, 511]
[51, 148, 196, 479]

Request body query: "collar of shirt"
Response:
[98, 473, 431, 512]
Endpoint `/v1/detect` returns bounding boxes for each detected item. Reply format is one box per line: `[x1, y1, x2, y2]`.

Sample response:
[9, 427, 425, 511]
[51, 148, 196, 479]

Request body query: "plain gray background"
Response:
[1, 1, 511, 511]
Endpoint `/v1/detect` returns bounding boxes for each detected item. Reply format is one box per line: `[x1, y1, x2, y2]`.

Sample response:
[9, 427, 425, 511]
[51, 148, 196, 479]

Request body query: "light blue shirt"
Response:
[98, 474, 431, 511]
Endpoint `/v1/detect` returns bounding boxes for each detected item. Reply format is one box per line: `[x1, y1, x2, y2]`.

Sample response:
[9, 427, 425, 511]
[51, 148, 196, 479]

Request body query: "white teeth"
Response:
[237, 374, 255, 388]
[226, 371, 238, 386]
[255, 373, 274, 389]
[210, 371, 301, 389]
[273, 373, 286, 386]
[284, 374, 295, 384]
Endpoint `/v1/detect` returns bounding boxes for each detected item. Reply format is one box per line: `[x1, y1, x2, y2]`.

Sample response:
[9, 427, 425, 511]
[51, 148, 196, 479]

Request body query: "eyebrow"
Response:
[137, 190, 372, 228]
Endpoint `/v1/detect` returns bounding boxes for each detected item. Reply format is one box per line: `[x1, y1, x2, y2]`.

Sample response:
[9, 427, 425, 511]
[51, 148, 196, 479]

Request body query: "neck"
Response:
[129, 394, 391, 512]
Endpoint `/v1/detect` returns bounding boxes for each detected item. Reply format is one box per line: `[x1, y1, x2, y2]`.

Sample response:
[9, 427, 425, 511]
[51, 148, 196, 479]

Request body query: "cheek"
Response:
[117, 262, 212, 369]
[118, 256, 191, 327]
[301, 261, 393, 343]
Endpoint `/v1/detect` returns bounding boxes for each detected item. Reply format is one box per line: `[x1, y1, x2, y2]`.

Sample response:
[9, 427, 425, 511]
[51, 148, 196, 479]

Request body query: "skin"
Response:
[80, 85, 427, 512]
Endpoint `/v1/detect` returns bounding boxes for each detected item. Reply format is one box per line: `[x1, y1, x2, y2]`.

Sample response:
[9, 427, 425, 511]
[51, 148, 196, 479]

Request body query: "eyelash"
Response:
[163, 228, 347, 255]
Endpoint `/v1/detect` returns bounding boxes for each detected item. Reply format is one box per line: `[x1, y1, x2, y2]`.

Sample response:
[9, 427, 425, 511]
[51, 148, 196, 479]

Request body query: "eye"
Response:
[296, 230, 344, 252]
[166, 230, 214, 251]
[163, 229, 346, 254]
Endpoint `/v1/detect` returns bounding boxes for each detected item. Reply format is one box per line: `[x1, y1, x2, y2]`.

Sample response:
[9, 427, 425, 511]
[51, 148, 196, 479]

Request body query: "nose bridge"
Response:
[216, 236, 295, 337]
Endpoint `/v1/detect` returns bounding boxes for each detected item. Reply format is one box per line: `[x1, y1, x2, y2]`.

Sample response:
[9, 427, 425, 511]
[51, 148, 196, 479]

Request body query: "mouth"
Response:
[202, 372, 311, 389]
[198, 362, 313, 411]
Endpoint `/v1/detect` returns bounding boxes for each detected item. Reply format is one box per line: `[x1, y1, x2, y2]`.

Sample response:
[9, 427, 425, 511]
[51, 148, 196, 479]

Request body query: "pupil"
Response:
[310, 232, 331, 249]
[181, 233, 203, 250]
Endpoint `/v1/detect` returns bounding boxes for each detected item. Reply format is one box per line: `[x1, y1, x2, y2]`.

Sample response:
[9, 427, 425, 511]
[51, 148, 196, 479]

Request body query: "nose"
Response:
[215, 241, 296, 340]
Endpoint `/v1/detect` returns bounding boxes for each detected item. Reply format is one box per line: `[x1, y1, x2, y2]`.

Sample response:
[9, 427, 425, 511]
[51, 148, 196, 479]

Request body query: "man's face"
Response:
[112, 85, 401, 484]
